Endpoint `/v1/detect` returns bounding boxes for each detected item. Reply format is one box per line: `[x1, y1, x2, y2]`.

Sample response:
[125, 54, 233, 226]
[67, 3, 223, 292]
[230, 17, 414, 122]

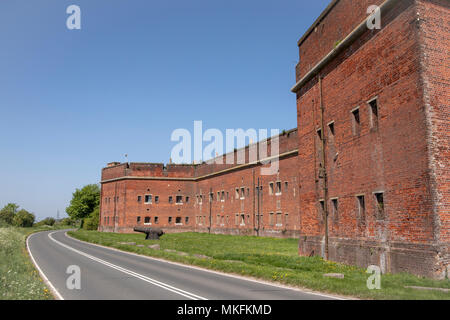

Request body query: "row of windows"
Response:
[136, 216, 189, 225]
[196, 212, 289, 227]
[194, 181, 291, 205]
[137, 194, 189, 205]
[318, 191, 384, 221]
[318, 97, 379, 141]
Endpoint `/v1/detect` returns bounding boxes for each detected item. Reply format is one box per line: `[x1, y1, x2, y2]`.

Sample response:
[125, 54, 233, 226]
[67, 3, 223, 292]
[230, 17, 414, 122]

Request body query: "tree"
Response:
[35, 217, 56, 226]
[83, 205, 99, 230]
[13, 209, 35, 227]
[0, 203, 19, 225]
[66, 184, 100, 220]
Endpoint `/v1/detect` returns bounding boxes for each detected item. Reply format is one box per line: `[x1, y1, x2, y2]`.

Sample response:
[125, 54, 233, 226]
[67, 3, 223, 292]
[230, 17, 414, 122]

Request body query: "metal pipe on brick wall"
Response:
[319, 76, 329, 260]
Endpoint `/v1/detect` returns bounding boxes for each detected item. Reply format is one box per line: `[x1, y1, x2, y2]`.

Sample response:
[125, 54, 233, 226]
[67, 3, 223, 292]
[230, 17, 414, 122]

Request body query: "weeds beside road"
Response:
[0, 225, 71, 300]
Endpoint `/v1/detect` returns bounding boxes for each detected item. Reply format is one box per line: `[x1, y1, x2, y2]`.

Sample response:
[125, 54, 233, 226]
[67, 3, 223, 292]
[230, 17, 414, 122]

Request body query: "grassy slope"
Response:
[69, 230, 450, 300]
[0, 225, 71, 300]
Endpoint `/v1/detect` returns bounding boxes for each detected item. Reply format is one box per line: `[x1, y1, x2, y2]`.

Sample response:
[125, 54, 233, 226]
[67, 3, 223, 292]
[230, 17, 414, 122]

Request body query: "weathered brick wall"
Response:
[99, 130, 301, 238]
[295, 0, 385, 82]
[295, 0, 448, 278]
[416, 0, 450, 277]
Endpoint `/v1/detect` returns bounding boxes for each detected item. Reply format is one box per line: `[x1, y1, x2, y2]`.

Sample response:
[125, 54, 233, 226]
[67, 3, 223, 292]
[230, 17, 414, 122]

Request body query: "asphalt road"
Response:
[27, 230, 341, 300]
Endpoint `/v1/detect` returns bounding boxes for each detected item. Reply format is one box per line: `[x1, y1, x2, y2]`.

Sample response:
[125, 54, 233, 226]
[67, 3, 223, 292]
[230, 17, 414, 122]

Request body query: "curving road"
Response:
[26, 230, 341, 300]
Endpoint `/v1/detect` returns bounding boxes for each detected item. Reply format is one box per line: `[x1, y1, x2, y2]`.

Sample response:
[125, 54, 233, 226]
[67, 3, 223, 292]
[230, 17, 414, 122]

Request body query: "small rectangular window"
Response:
[240, 187, 245, 199]
[240, 214, 245, 225]
[331, 198, 338, 221]
[369, 99, 379, 129]
[269, 182, 274, 195]
[175, 217, 182, 224]
[235, 188, 239, 199]
[154, 216, 159, 224]
[319, 200, 325, 220]
[221, 191, 225, 202]
[168, 216, 172, 224]
[357, 195, 365, 222]
[276, 182, 282, 195]
[185, 217, 189, 224]
[352, 108, 360, 135]
[144, 216, 151, 225]
[168, 196, 173, 204]
[155, 196, 159, 204]
[144, 195, 152, 204]
[185, 196, 189, 203]
[137, 216, 141, 224]
[375, 192, 384, 219]
[199, 195, 203, 204]
[176, 195, 183, 204]
[328, 122, 335, 136]
[137, 196, 142, 203]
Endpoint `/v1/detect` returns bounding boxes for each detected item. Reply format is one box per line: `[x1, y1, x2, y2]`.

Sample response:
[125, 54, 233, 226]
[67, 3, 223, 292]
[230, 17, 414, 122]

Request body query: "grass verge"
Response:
[68, 230, 450, 300]
[0, 225, 71, 300]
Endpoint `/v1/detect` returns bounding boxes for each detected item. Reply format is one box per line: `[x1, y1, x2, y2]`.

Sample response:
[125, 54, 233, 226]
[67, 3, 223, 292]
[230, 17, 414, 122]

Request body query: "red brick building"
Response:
[100, 0, 449, 278]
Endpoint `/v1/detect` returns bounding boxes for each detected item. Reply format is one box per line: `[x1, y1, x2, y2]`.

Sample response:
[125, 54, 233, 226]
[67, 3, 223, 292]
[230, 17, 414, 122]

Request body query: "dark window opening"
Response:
[319, 200, 325, 221]
[176, 195, 183, 204]
[185, 217, 189, 224]
[168, 217, 172, 224]
[331, 198, 338, 221]
[328, 122, 335, 136]
[175, 217, 182, 224]
[137, 196, 142, 203]
[185, 196, 189, 203]
[357, 195, 365, 222]
[154, 216, 159, 224]
[276, 181, 282, 195]
[144, 195, 152, 204]
[352, 108, 360, 135]
[375, 192, 384, 219]
[370, 99, 379, 129]
[144, 216, 151, 224]
[168, 196, 173, 204]
[155, 196, 159, 204]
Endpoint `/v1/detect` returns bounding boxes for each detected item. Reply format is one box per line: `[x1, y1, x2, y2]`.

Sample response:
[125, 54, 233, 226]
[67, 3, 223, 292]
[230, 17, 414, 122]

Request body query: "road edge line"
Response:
[65, 231, 349, 300]
[26, 232, 64, 300]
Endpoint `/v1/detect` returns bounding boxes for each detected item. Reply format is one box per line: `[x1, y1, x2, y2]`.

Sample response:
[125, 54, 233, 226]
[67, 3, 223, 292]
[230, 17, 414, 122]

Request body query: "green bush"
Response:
[0, 203, 19, 225]
[13, 210, 35, 228]
[83, 206, 99, 231]
[35, 217, 56, 227]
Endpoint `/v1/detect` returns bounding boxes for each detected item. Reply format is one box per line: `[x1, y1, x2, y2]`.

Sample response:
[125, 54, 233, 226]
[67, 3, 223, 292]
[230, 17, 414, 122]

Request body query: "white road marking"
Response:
[48, 231, 207, 300]
[65, 231, 346, 300]
[26, 233, 64, 300]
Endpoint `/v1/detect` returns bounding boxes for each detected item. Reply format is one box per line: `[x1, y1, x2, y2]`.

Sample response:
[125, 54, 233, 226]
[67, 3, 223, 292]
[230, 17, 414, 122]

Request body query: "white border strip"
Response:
[26, 233, 64, 300]
[65, 231, 347, 300]
[48, 232, 207, 300]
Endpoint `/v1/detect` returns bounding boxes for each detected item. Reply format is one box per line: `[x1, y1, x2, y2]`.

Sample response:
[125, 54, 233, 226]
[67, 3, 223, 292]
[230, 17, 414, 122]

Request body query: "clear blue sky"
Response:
[0, 0, 330, 220]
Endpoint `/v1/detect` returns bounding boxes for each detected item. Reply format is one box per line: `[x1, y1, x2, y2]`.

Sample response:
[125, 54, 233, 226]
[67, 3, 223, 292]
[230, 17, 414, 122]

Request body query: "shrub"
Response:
[13, 210, 35, 228]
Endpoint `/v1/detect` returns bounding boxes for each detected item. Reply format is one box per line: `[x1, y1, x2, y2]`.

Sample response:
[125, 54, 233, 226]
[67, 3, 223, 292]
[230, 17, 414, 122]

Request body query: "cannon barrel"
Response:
[133, 227, 164, 240]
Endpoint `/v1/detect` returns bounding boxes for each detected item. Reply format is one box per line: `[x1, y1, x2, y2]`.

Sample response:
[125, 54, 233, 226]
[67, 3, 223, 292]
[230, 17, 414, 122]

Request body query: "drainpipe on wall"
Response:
[208, 187, 212, 234]
[319, 76, 329, 260]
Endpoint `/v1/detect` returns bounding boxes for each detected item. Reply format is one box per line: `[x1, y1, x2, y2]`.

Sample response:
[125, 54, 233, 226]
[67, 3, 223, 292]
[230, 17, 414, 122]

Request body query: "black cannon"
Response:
[133, 227, 165, 240]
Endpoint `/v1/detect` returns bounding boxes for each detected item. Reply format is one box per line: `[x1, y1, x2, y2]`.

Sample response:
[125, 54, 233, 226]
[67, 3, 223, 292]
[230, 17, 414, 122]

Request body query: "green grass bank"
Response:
[68, 230, 450, 300]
